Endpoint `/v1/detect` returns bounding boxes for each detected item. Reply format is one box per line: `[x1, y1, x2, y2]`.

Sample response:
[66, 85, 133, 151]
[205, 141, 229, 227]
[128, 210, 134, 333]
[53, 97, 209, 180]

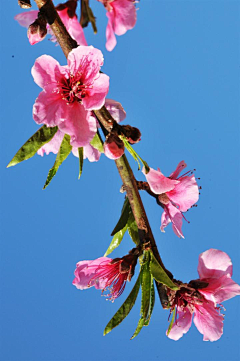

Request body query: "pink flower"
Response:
[73, 253, 138, 301]
[37, 99, 124, 161]
[167, 249, 240, 341]
[104, 131, 125, 159]
[32, 46, 109, 148]
[143, 161, 199, 238]
[98, 0, 137, 51]
[15, 8, 87, 46]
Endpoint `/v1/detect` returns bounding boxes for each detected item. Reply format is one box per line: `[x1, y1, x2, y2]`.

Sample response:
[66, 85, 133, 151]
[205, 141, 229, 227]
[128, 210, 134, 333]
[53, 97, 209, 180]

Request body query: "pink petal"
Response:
[28, 30, 43, 45]
[169, 160, 187, 179]
[73, 257, 112, 290]
[58, 103, 97, 147]
[72, 144, 101, 162]
[105, 98, 126, 123]
[193, 301, 223, 341]
[37, 130, 64, 156]
[104, 139, 124, 159]
[32, 55, 68, 89]
[161, 203, 184, 238]
[198, 249, 233, 279]
[199, 275, 240, 304]
[82, 73, 110, 110]
[167, 308, 193, 340]
[167, 175, 199, 212]
[67, 46, 103, 84]
[111, 0, 136, 36]
[58, 9, 87, 46]
[106, 11, 117, 51]
[15, 10, 38, 28]
[143, 167, 179, 195]
[33, 85, 65, 127]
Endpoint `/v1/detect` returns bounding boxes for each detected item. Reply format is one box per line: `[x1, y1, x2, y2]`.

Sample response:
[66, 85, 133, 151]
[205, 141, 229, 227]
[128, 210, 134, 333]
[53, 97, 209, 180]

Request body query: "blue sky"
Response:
[1, 1, 240, 360]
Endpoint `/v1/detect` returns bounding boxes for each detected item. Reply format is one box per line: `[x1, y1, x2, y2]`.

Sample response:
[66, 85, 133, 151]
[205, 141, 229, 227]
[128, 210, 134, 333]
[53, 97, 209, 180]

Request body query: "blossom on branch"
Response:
[73, 253, 138, 301]
[167, 249, 240, 341]
[37, 99, 125, 162]
[98, 0, 137, 51]
[143, 161, 199, 238]
[15, 6, 87, 46]
[32, 46, 109, 148]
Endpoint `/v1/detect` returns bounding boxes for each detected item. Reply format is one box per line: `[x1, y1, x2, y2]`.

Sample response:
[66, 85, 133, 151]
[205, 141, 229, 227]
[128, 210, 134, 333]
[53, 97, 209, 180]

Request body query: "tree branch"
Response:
[34, 0, 172, 306]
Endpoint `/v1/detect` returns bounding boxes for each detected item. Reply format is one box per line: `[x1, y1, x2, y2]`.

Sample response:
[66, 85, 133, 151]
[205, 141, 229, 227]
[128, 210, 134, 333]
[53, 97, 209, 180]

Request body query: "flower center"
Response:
[60, 75, 88, 104]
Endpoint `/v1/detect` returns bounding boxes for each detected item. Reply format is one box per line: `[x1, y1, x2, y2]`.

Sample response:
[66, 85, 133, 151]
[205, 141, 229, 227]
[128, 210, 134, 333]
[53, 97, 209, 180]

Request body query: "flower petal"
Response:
[58, 103, 97, 147]
[110, 0, 136, 36]
[82, 73, 109, 110]
[198, 249, 233, 279]
[106, 11, 117, 51]
[37, 130, 64, 156]
[72, 144, 101, 162]
[15, 10, 39, 27]
[143, 167, 179, 195]
[169, 160, 187, 179]
[105, 98, 126, 123]
[72, 257, 112, 290]
[32, 55, 68, 89]
[167, 308, 192, 340]
[33, 85, 64, 127]
[161, 203, 184, 238]
[193, 301, 223, 341]
[67, 46, 103, 84]
[199, 275, 240, 304]
[58, 9, 87, 46]
[167, 175, 199, 212]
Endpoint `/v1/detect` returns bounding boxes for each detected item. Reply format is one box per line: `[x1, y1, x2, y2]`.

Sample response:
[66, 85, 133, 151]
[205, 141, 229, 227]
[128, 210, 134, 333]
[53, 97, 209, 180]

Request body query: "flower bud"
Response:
[18, 0, 32, 9]
[104, 132, 125, 160]
[121, 125, 141, 144]
[27, 16, 47, 45]
[55, 0, 77, 18]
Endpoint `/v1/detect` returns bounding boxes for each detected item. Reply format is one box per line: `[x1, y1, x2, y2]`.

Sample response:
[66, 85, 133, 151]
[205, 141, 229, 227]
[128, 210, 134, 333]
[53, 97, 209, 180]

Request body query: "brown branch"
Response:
[34, 0, 172, 306]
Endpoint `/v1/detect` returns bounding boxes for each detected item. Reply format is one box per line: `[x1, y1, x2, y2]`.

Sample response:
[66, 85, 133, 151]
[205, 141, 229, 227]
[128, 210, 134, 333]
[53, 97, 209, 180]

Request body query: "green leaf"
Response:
[121, 137, 150, 172]
[104, 225, 127, 257]
[103, 271, 142, 336]
[111, 197, 130, 236]
[150, 252, 179, 290]
[144, 280, 155, 326]
[78, 147, 84, 179]
[127, 210, 140, 246]
[90, 131, 104, 153]
[43, 134, 72, 189]
[131, 252, 153, 339]
[167, 307, 176, 335]
[7, 125, 58, 167]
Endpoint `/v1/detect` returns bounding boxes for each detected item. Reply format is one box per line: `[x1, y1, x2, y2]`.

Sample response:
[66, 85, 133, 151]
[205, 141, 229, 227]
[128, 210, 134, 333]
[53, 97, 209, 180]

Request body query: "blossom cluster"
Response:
[12, 0, 240, 342]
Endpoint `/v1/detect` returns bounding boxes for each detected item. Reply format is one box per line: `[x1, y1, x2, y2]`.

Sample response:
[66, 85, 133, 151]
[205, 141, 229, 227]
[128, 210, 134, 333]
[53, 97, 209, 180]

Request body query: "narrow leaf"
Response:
[150, 253, 179, 290]
[7, 125, 58, 167]
[167, 307, 176, 335]
[111, 197, 130, 236]
[131, 252, 152, 339]
[43, 134, 72, 189]
[104, 225, 127, 257]
[90, 131, 104, 153]
[141, 255, 152, 320]
[103, 271, 142, 336]
[144, 280, 155, 326]
[121, 137, 149, 172]
[127, 210, 140, 246]
[78, 147, 84, 179]
[130, 318, 145, 340]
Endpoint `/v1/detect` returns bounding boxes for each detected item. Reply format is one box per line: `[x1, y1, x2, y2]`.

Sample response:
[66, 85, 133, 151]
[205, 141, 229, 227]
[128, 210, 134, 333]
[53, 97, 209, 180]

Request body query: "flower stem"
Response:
[34, 0, 172, 307]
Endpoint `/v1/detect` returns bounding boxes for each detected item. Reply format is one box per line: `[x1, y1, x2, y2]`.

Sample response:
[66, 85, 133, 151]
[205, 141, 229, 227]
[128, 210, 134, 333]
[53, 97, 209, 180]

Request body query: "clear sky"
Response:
[1, 1, 240, 361]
